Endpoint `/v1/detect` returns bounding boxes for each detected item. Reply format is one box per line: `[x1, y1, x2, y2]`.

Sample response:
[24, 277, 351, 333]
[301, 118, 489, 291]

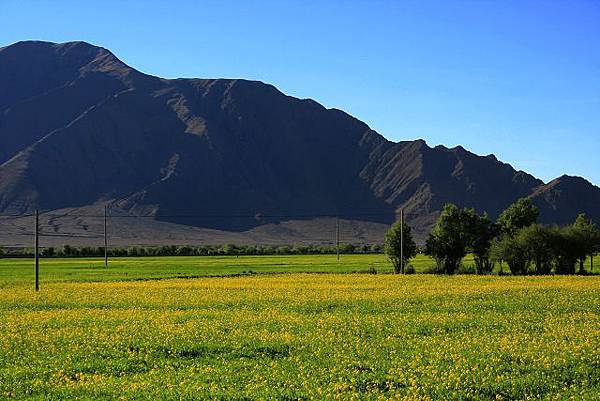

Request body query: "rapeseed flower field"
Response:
[0, 261, 598, 399]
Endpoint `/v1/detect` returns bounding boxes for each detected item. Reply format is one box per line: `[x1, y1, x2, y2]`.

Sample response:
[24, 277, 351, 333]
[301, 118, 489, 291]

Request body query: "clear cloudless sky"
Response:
[1, 0, 599, 184]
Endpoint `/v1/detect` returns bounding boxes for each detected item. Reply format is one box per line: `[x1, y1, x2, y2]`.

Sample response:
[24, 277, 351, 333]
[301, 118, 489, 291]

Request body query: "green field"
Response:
[0, 255, 599, 400]
[2, 252, 597, 288]
[0, 254, 444, 287]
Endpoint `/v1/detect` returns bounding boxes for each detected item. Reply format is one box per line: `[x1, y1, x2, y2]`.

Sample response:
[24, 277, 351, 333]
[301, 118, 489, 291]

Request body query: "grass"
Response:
[1, 252, 597, 287]
[0, 254, 448, 287]
[0, 255, 599, 399]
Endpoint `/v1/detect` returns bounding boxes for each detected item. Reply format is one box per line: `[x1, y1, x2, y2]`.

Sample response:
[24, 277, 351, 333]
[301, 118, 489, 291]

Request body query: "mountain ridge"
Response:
[0, 40, 598, 243]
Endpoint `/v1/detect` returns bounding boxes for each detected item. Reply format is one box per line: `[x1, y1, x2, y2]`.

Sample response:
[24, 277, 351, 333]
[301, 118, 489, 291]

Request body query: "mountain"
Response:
[530, 175, 600, 225]
[0, 40, 598, 245]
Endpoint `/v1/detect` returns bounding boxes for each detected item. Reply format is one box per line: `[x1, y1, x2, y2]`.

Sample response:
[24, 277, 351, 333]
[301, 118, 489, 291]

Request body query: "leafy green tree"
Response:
[219, 244, 237, 255]
[425, 204, 471, 274]
[491, 234, 530, 275]
[370, 244, 383, 253]
[384, 220, 417, 274]
[463, 210, 497, 274]
[176, 245, 194, 256]
[518, 224, 554, 274]
[0, 247, 4, 258]
[590, 240, 599, 273]
[276, 245, 291, 255]
[570, 214, 600, 274]
[41, 247, 55, 257]
[111, 247, 127, 257]
[497, 198, 539, 237]
[61, 245, 78, 257]
[594, 242, 600, 273]
[340, 243, 356, 254]
[551, 226, 579, 275]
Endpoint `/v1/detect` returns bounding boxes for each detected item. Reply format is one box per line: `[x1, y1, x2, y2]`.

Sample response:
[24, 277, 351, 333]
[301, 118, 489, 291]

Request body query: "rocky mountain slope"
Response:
[0, 40, 598, 244]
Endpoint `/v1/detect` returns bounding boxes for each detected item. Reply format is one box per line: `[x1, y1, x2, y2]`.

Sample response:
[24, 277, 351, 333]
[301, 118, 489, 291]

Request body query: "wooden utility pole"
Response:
[104, 206, 108, 267]
[34, 210, 39, 292]
[400, 208, 404, 274]
[336, 216, 340, 261]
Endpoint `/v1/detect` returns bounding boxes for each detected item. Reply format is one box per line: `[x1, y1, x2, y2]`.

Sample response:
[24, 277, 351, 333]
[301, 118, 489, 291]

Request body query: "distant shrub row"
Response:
[0, 243, 384, 258]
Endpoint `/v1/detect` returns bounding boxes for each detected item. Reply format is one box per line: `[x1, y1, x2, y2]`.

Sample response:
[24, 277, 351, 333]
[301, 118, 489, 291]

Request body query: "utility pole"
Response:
[104, 205, 108, 267]
[336, 216, 340, 261]
[400, 208, 404, 274]
[34, 210, 39, 292]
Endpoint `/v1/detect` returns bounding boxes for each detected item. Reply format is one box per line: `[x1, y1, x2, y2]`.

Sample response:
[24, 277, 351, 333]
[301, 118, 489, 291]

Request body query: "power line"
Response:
[0, 211, 399, 219]
[38, 233, 104, 239]
[0, 212, 37, 219]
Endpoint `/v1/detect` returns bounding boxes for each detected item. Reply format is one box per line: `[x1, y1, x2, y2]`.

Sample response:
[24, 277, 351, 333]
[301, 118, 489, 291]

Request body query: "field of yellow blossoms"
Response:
[1, 271, 599, 400]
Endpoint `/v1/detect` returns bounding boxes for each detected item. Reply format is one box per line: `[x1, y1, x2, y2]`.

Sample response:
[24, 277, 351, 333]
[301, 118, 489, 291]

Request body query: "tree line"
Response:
[0, 243, 384, 258]
[385, 198, 600, 275]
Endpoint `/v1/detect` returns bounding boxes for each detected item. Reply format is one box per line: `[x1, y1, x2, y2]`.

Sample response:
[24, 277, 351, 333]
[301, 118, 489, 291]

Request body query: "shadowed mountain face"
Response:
[0, 40, 599, 239]
[530, 176, 600, 225]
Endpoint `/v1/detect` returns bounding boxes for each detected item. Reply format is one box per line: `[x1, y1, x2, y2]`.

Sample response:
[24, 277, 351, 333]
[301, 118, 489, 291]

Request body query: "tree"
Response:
[594, 242, 600, 273]
[591, 245, 599, 274]
[61, 245, 78, 257]
[464, 210, 497, 274]
[425, 204, 470, 274]
[384, 220, 417, 274]
[551, 226, 579, 275]
[176, 245, 194, 256]
[41, 247, 56, 257]
[570, 214, 600, 274]
[497, 198, 539, 237]
[491, 234, 530, 275]
[518, 224, 554, 275]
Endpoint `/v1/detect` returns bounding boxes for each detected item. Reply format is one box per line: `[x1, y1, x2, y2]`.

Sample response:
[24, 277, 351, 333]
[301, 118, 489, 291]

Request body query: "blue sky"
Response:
[1, 0, 599, 184]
